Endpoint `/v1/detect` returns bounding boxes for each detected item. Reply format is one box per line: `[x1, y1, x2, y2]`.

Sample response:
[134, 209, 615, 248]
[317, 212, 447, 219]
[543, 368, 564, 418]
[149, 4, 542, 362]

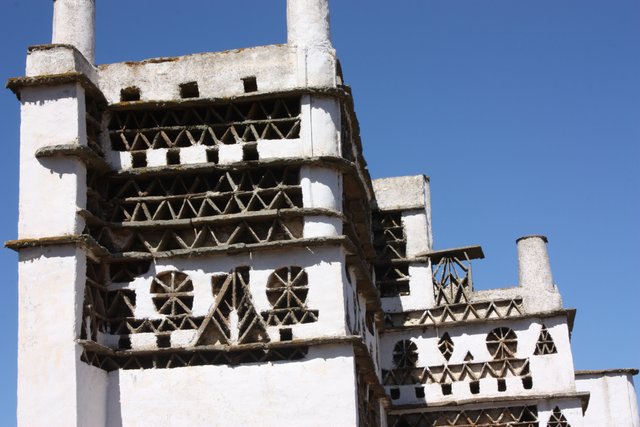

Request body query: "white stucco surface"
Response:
[107, 345, 358, 427]
[108, 246, 351, 348]
[52, 0, 95, 63]
[18, 84, 86, 237]
[576, 371, 640, 427]
[17, 246, 104, 427]
[380, 316, 576, 406]
[373, 175, 430, 212]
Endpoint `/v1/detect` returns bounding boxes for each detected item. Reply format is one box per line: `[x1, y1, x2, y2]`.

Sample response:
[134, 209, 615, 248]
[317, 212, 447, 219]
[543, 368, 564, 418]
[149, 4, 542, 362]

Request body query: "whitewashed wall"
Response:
[576, 371, 640, 427]
[379, 315, 575, 406]
[106, 345, 358, 427]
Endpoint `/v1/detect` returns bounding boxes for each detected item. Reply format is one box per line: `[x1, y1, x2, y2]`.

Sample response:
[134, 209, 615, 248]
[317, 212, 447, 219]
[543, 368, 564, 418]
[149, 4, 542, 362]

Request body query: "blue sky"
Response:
[1, 0, 638, 424]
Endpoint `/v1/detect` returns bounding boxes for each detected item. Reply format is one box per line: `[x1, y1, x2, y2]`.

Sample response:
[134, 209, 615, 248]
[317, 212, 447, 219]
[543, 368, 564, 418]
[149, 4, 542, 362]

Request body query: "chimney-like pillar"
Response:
[52, 0, 96, 63]
[287, 0, 332, 48]
[517, 235, 555, 292]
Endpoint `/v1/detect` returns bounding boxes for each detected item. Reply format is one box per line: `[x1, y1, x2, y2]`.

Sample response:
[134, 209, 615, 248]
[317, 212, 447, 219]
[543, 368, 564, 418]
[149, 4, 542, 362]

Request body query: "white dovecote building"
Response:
[7, 1, 639, 426]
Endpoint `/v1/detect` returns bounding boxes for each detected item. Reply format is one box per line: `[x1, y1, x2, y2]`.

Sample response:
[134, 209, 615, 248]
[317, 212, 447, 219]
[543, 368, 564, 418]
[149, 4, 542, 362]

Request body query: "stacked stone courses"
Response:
[7, 0, 639, 426]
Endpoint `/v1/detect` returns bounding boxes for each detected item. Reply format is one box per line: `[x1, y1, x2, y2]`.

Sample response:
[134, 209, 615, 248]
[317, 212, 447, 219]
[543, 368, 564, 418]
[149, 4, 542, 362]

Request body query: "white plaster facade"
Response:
[8, 1, 638, 426]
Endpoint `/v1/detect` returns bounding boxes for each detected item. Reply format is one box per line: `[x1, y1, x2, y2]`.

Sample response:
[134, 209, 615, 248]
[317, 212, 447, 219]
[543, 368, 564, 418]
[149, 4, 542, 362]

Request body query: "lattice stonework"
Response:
[86, 167, 304, 256]
[151, 271, 194, 316]
[80, 262, 107, 341]
[85, 94, 105, 157]
[534, 325, 557, 355]
[388, 406, 539, 427]
[375, 264, 410, 297]
[261, 266, 319, 326]
[104, 167, 302, 223]
[197, 267, 269, 345]
[373, 212, 406, 260]
[357, 372, 380, 427]
[383, 358, 531, 386]
[432, 254, 473, 305]
[108, 97, 301, 151]
[438, 333, 454, 361]
[486, 327, 518, 360]
[373, 211, 411, 297]
[81, 346, 308, 371]
[385, 298, 525, 328]
[393, 340, 419, 369]
[546, 407, 570, 427]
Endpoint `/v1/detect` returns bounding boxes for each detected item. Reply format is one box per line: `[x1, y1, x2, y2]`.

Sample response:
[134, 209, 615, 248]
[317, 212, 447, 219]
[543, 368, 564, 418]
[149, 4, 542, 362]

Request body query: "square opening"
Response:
[120, 86, 141, 102]
[522, 376, 533, 389]
[441, 384, 452, 395]
[179, 81, 200, 98]
[243, 143, 259, 161]
[156, 334, 171, 348]
[414, 387, 425, 398]
[390, 388, 400, 400]
[118, 336, 132, 350]
[131, 151, 147, 168]
[497, 379, 506, 392]
[470, 381, 480, 394]
[242, 76, 258, 93]
[206, 148, 219, 164]
[167, 149, 180, 165]
[279, 328, 293, 341]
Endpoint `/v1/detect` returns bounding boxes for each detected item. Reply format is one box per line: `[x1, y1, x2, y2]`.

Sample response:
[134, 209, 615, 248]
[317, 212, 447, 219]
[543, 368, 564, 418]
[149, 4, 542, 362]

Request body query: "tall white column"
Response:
[287, 0, 332, 48]
[52, 0, 96, 63]
[517, 235, 555, 292]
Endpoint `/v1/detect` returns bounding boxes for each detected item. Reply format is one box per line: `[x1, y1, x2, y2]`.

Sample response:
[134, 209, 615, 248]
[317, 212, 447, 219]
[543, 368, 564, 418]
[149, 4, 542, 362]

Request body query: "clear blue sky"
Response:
[1, 1, 638, 424]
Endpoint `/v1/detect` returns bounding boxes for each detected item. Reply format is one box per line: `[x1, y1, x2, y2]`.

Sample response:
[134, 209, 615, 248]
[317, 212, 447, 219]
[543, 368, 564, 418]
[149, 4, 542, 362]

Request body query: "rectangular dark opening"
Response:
[120, 86, 141, 102]
[243, 143, 259, 161]
[131, 151, 147, 168]
[390, 388, 400, 400]
[242, 76, 258, 93]
[206, 148, 219, 164]
[118, 336, 132, 350]
[470, 381, 480, 394]
[497, 379, 506, 392]
[441, 384, 452, 395]
[522, 376, 533, 389]
[279, 328, 293, 341]
[167, 149, 181, 165]
[179, 81, 200, 98]
[156, 334, 171, 348]
[414, 387, 425, 398]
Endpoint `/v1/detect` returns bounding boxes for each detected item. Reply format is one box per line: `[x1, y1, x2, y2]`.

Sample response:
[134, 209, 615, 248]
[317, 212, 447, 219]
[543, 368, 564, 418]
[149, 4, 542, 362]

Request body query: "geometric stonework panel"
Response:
[383, 358, 530, 386]
[486, 327, 518, 360]
[151, 271, 194, 316]
[105, 167, 302, 223]
[373, 211, 406, 260]
[438, 333, 454, 362]
[392, 340, 419, 369]
[373, 211, 411, 298]
[108, 96, 301, 151]
[85, 93, 105, 157]
[375, 264, 410, 298]
[85, 165, 305, 257]
[385, 298, 525, 328]
[80, 262, 107, 341]
[88, 216, 304, 255]
[432, 254, 472, 306]
[261, 266, 319, 326]
[81, 345, 309, 371]
[196, 267, 270, 346]
[109, 260, 152, 283]
[534, 325, 557, 355]
[357, 372, 381, 427]
[388, 405, 539, 427]
[546, 407, 570, 427]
